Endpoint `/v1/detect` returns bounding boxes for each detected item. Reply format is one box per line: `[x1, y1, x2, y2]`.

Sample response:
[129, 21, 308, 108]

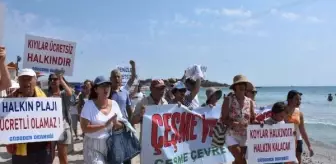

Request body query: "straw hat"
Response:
[229, 74, 252, 90]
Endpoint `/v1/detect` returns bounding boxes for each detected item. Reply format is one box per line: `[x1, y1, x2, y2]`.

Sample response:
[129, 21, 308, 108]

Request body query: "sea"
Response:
[143, 86, 336, 147]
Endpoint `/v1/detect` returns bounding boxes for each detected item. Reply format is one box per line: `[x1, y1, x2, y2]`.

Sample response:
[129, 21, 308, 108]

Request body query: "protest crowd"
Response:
[0, 40, 316, 164]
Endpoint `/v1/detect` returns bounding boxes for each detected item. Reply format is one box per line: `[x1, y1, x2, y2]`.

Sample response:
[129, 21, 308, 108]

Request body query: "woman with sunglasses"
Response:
[246, 85, 257, 111]
[47, 72, 74, 164]
[78, 80, 93, 115]
[80, 76, 124, 164]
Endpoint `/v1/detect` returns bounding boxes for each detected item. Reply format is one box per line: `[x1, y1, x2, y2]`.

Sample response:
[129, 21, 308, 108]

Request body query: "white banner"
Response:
[116, 65, 132, 86]
[247, 124, 296, 164]
[141, 104, 234, 164]
[23, 34, 77, 76]
[0, 97, 63, 144]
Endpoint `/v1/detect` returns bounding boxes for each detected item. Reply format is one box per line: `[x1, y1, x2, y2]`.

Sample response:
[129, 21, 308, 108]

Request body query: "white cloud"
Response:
[195, 8, 252, 17]
[222, 8, 252, 17]
[148, 19, 158, 38]
[221, 19, 267, 37]
[306, 16, 324, 23]
[169, 14, 202, 27]
[195, 8, 220, 16]
[270, 8, 323, 23]
[281, 12, 300, 21]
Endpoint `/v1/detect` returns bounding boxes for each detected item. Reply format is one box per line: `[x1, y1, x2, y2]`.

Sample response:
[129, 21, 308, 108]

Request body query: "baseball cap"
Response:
[173, 81, 186, 90]
[74, 85, 81, 92]
[150, 79, 165, 88]
[287, 90, 302, 100]
[93, 76, 111, 85]
[18, 68, 36, 77]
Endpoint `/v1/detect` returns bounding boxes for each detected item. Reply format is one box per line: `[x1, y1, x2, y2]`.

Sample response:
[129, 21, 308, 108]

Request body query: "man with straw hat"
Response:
[202, 87, 222, 107]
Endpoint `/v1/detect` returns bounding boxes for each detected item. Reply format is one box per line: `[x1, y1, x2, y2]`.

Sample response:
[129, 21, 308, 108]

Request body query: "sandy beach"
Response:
[0, 124, 335, 164]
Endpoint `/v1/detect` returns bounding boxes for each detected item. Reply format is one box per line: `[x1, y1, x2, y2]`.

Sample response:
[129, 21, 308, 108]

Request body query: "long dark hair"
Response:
[47, 74, 68, 93]
[89, 85, 98, 100]
[83, 79, 93, 87]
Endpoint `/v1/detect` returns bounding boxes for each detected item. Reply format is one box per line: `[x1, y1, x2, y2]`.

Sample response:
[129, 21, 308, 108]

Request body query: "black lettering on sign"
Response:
[118, 67, 132, 73]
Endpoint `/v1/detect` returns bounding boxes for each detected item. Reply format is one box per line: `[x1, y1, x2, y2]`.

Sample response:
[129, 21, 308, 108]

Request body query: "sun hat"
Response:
[18, 68, 36, 77]
[229, 74, 252, 90]
[168, 78, 177, 84]
[206, 87, 222, 102]
[150, 79, 165, 88]
[93, 76, 111, 86]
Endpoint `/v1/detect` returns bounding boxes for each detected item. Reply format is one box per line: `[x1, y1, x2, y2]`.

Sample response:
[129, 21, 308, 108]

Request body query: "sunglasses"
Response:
[49, 78, 59, 81]
[247, 90, 257, 94]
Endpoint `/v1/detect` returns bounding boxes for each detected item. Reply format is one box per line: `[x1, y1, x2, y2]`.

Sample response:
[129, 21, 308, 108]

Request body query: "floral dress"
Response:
[227, 95, 252, 137]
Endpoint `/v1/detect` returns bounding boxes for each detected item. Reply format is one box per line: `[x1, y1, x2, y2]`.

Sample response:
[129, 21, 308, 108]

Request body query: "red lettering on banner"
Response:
[150, 112, 199, 155]
[151, 114, 163, 155]
[254, 142, 291, 152]
[201, 116, 217, 143]
[254, 143, 272, 152]
[27, 53, 71, 67]
[272, 142, 290, 151]
[269, 128, 293, 138]
[250, 129, 269, 139]
[27, 39, 74, 55]
[0, 117, 58, 131]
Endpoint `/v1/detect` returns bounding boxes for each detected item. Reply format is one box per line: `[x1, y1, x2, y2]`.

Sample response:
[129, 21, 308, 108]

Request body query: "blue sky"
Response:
[1, 0, 335, 86]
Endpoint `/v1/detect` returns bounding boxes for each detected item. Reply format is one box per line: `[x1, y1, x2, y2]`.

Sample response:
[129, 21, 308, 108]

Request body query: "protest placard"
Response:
[0, 97, 63, 144]
[141, 104, 234, 164]
[247, 124, 296, 164]
[22, 34, 76, 76]
[116, 65, 132, 86]
[0, 3, 5, 45]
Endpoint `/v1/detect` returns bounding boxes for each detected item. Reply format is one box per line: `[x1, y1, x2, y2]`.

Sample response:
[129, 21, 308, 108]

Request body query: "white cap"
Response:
[173, 81, 186, 89]
[18, 68, 36, 77]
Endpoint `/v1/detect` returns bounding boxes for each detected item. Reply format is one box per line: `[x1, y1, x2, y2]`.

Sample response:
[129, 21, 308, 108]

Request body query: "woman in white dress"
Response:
[80, 76, 124, 164]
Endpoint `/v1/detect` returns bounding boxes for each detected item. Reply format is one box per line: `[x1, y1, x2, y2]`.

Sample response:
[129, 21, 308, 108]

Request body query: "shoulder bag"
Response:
[106, 123, 141, 164]
[211, 95, 232, 147]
